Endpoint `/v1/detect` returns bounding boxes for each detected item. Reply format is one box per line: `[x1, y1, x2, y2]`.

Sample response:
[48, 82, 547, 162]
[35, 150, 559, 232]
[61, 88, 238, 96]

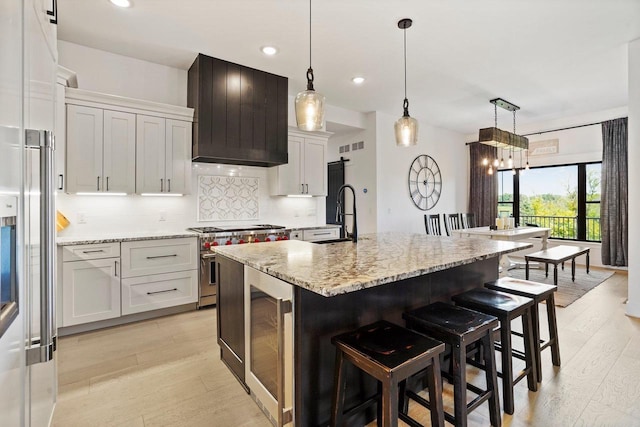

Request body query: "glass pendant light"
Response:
[295, 0, 325, 131]
[394, 18, 418, 147]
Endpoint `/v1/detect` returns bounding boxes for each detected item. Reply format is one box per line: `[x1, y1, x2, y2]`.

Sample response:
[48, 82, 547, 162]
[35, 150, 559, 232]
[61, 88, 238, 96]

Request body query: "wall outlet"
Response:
[159, 211, 167, 221]
[77, 212, 87, 224]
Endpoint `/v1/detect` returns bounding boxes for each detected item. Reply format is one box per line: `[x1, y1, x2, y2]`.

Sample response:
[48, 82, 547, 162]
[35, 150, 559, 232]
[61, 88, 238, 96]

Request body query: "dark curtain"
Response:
[469, 143, 497, 226]
[601, 118, 628, 266]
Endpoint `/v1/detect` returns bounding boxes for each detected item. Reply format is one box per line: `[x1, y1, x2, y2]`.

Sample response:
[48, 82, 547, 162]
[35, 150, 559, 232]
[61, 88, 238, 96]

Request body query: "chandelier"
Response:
[478, 98, 529, 175]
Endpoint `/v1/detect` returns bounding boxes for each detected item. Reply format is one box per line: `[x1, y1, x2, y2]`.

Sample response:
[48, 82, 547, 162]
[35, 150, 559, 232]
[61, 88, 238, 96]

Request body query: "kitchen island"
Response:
[214, 232, 530, 426]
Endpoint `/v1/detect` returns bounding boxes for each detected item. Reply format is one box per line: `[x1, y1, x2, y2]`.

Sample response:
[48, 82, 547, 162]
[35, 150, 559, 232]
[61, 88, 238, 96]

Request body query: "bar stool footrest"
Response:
[341, 393, 380, 420]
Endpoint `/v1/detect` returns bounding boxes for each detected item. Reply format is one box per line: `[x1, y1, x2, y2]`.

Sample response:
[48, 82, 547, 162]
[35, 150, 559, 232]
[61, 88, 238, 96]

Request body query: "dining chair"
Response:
[424, 214, 443, 236]
[460, 213, 476, 229]
[444, 214, 462, 236]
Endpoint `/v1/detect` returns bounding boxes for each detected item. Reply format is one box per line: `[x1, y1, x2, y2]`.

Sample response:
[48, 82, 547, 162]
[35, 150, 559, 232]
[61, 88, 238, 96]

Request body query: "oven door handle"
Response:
[277, 298, 293, 427]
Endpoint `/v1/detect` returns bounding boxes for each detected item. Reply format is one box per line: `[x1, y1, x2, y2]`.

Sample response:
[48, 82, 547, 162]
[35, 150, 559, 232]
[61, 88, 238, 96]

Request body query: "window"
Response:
[497, 162, 601, 242]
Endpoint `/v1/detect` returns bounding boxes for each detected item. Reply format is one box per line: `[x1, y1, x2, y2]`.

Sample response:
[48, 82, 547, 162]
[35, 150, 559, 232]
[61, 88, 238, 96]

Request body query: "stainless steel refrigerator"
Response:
[1, 0, 58, 425]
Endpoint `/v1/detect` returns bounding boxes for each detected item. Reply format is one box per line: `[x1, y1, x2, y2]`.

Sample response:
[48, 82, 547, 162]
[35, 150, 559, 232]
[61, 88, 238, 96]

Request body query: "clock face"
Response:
[408, 155, 442, 211]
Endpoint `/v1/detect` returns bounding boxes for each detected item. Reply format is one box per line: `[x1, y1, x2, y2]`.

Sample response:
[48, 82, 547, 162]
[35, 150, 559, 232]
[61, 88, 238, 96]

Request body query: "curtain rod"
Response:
[465, 116, 627, 145]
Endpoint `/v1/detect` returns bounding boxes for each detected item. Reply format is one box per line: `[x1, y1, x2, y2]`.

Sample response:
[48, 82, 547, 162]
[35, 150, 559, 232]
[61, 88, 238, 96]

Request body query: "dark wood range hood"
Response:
[188, 53, 289, 167]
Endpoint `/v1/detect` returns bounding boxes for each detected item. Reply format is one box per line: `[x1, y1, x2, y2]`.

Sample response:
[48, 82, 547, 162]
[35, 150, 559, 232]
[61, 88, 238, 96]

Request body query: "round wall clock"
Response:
[408, 154, 442, 210]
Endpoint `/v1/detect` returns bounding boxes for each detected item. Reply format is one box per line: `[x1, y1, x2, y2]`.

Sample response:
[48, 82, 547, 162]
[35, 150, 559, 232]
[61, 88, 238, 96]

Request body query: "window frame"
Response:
[497, 161, 601, 242]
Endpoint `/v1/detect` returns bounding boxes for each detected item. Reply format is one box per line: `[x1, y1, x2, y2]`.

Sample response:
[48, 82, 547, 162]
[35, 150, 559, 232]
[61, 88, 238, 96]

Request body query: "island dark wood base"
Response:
[294, 257, 499, 427]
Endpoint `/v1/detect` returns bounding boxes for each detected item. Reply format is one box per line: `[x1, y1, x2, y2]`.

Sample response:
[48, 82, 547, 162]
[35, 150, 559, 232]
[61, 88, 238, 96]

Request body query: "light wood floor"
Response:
[53, 271, 640, 427]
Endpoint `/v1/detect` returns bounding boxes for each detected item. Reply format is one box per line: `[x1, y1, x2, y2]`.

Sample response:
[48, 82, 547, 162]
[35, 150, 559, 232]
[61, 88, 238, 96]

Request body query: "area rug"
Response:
[506, 266, 614, 307]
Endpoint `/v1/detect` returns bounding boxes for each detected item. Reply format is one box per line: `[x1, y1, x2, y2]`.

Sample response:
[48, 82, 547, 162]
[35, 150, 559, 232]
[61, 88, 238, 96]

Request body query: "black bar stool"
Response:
[485, 277, 560, 382]
[452, 288, 538, 415]
[331, 320, 446, 427]
[403, 302, 501, 427]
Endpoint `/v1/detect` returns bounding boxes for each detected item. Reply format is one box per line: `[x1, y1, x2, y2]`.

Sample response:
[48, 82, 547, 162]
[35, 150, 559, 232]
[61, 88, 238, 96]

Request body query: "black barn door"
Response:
[326, 161, 345, 224]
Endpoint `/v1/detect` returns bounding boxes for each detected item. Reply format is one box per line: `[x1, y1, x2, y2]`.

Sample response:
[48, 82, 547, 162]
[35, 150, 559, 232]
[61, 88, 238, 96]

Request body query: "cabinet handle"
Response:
[301, 184, 304, 194]
[114, 260, 119, 277]
[82, 249, 104, 254]
[58, 174, 63, 190]
[313, 232, 332, 236]
[277, 298, 293, 427]
[146, 254, 177, 259]
[106, 177, 109, 191]
[147, 288, 178, 295]
[97, 176, 100, 191]
[168, 178, 171, 193]
[305, 183, 309, 194]
[160, 178, 164, 192]
[46, 0, 57, 25]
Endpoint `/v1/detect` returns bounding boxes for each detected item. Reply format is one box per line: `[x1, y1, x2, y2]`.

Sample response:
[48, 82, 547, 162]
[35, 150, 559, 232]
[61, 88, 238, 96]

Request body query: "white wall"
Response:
[520, 106, 627, 167]
[627, 38, 640, 318]
[376, 111, 468, 233]
[327, 112, 378, 234]
[58, 41, 187, 106]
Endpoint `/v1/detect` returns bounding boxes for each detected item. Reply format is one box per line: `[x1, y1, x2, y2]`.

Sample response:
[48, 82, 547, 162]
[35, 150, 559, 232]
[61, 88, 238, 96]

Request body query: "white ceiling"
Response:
[57, 0, 640, 135]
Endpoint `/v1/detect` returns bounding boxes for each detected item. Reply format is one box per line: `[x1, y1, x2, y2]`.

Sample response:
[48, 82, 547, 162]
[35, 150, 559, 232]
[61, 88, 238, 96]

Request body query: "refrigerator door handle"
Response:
[25, 129, 57, 366]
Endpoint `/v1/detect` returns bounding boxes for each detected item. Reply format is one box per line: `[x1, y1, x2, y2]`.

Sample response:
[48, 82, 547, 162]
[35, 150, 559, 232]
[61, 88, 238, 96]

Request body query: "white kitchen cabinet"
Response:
[136, 116, 191, 194]
[302, 227, 340, 242]
[270, 130, 329, 196]
[62, 257, 121, 327]
[121, 237, 198, 278]
[64, 87, 194, 196]
[120, 237, 198, 315]
[66, 105, 136, 193]
[121, 270, 198, 315]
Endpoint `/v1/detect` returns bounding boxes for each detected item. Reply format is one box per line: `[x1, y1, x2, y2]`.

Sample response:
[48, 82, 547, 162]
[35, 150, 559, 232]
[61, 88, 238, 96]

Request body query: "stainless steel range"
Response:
[187, 225, 290, 308]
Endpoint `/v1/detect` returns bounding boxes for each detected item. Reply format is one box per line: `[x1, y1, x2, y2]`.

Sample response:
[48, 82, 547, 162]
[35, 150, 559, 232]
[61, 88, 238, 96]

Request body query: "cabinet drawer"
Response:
[121, 237, 197, 278]
[303, 228, 340, 242]
[121, 270, 198, 315]
[62, 242, 120, 261]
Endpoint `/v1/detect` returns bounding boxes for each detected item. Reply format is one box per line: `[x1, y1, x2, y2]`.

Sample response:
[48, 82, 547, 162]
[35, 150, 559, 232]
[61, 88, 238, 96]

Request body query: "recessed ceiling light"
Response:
[261, 46, 278, 56]
[352, 76, 365, 85]
[109, 0, 131, 8]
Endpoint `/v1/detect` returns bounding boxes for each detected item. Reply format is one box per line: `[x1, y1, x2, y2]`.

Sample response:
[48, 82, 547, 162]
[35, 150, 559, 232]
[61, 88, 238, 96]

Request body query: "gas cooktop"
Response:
[188, 224, 286, 234]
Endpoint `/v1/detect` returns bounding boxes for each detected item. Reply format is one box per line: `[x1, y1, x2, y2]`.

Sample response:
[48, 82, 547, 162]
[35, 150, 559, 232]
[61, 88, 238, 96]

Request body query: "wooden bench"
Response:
[525, 245, 590, 287]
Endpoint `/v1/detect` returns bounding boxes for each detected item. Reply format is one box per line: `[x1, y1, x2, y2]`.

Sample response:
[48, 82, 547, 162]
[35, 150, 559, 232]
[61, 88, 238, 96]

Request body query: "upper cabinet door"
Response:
[103, 110, 136, 194]
[303, 138, 326, 196]
[66, 105, 103, 193]
[165, 119, 191, 194]
[136, 115, 166, 193]
[280, 136, 304, 195]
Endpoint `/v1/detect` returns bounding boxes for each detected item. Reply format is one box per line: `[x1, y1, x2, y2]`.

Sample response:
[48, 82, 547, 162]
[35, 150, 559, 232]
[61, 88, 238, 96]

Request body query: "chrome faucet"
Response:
[336, 184, 357, 243]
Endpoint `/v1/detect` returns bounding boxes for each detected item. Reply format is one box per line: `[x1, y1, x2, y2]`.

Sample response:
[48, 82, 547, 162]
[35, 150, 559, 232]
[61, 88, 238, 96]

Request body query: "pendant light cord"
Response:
[305, 0, 315, 90]
[309, 0, 312, 69]
[403, 27, 407, 100]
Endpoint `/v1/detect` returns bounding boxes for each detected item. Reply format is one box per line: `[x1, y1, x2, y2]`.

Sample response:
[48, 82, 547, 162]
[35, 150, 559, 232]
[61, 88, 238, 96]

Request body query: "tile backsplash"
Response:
[197, 175, 260, 221]
[56, 163, 325, 237]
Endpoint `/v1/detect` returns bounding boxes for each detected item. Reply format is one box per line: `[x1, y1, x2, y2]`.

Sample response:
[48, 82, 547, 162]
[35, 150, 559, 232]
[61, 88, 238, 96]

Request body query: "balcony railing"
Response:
[518, 215, 601, 242]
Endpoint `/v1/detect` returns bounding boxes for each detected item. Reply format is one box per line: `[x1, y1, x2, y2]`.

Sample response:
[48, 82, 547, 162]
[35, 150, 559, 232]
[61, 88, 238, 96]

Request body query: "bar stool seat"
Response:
[452, 288, 538, 415]
[485, 277, 560, 382]
[331, 320, 445, 427]
[403, 302, 501, 427]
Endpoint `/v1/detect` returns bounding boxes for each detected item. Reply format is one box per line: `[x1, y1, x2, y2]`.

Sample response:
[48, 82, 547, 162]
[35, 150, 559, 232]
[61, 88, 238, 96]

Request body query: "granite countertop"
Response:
[56, 231, 199, 246]
[214, 232, 532, 297]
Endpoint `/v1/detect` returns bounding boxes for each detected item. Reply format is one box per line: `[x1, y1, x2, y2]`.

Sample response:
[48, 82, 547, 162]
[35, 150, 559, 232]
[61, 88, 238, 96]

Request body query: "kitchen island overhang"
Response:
[214, 232, 531, 297]
[214, 232, 531, 426]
